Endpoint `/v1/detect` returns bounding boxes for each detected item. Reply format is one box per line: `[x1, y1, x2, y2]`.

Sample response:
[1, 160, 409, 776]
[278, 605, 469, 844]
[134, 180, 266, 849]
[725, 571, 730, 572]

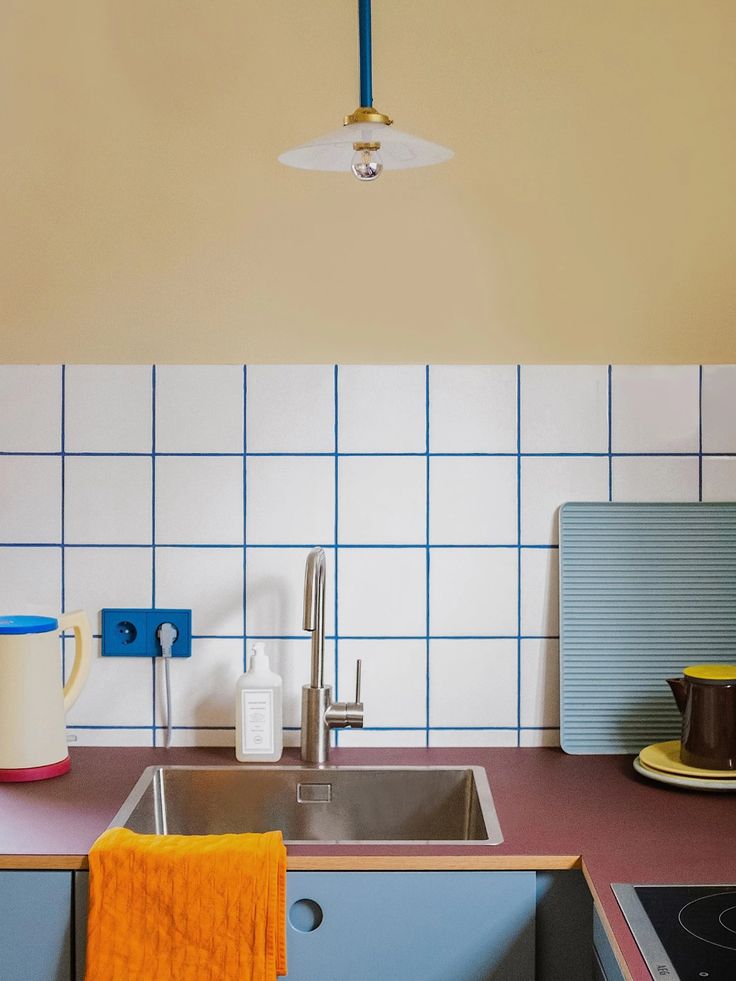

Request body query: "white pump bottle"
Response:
[235, 642, 283, 762]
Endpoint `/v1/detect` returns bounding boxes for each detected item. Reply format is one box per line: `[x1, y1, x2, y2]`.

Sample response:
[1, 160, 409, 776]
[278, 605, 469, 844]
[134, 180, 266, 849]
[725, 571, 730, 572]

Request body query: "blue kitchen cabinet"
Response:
[286, 871, 536, 980]
[0, 871, 72, 981]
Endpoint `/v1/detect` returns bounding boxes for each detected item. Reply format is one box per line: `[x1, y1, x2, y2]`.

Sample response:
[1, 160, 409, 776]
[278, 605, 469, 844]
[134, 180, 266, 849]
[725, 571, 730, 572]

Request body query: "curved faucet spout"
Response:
[303, 547, 326, 688]
[301, 546, 364, 763]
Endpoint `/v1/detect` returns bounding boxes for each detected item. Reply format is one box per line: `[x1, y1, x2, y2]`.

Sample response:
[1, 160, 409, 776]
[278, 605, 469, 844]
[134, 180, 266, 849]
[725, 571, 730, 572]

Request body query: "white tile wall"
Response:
[0, 363, 733, 749]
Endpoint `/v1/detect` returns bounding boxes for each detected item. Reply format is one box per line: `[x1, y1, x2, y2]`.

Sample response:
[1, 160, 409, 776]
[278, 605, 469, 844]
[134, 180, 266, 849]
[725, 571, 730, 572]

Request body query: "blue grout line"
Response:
[0, 541, 562, 549]
[333, 365, 339, 747]
[68, 723, 561, 732]
[3, 449, 730, 458]
[95, 632, 560, 642]
[425, 365, 431, 748]
[607, 365, 613, 502]
[243, 365, 248, 672]
[698, 365, 703, 502]
[151, 365, 157, 747]
[516, 365, 522, 748]
[60, 366, 66, 683]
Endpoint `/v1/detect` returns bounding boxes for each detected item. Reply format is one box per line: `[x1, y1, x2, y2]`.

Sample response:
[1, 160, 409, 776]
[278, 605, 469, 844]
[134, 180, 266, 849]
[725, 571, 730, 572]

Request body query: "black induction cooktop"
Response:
[613, 884, 736, 980]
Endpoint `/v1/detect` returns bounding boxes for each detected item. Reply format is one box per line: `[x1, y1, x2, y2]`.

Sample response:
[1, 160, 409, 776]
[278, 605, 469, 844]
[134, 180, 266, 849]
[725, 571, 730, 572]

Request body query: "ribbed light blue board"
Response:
[560, 502, 736, 754]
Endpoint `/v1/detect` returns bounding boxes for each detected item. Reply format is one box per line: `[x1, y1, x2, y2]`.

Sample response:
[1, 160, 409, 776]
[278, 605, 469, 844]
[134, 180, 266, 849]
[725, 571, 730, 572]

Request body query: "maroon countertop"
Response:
[1, 745, 735, 980]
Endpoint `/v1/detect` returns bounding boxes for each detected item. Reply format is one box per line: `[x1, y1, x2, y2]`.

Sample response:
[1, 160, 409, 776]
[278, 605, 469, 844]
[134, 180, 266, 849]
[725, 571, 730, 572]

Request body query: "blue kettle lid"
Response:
[0, 616, 59, 635]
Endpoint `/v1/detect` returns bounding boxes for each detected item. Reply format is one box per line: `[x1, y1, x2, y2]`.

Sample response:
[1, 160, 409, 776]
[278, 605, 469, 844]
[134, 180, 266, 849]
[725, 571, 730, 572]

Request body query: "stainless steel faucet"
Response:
[301, 547, 363, 764]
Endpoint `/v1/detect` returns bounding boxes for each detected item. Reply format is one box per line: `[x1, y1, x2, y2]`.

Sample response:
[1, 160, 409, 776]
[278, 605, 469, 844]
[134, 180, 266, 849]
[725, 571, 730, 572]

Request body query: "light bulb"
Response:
[351, 146, 383, 181]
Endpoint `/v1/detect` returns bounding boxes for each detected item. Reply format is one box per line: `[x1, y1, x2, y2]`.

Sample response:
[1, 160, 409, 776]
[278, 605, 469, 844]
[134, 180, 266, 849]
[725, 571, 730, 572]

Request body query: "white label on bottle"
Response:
[242, 689, 274, 755]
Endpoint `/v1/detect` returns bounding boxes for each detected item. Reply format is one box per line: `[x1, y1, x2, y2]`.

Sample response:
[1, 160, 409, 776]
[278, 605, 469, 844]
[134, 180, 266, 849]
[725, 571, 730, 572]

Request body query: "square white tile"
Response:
[429, 639, 517, 726]
[261, 638, 335, 727]
[0, 547, 61, 614]
[64, 365, 152, 453]
[155, 365, 244, 453]
[66, 642, 152, 727]
[338, 640, 426, 727]
[245, 547, 336, 638]
[156, 638, 243, 727]
[429, 365, 517, 453]
[64, 547, 152, 631]
[521, 456, 609, 545]
[339, 457, 426, 544]
[429, 457, 517, 545]
[338, 548, 426, 636]
[338, 730, 427, 747]
[155, 456, 242, 545]
[428, 730, 517, 747]
[246, 456, 334, 545]
[520, 548, 559, 637]
[338, 365, 426, 453]
[0, 456, 61, 543]
[429, 548, 517, 636]
[66, 728, 153, 747]
[0, 366, 61, 451]
[65, 457, 152, 545]
[611, 366, 699, 452]
[702, 457, 736, 500]
[702, 366, 736, 453]
[519, 639, 560, 727]
[611, 457, 699, 502]
[521, 365, 608, 453]
[519, 729, 560, 747]
[157, 728, 235, 748]
[155, 547, 243, 636]
[246, 365, 335, 453]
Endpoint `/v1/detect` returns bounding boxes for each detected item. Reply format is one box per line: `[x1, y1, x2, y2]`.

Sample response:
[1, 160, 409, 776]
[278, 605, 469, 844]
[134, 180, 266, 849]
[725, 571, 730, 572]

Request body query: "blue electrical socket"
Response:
[101, 609, 192, 658]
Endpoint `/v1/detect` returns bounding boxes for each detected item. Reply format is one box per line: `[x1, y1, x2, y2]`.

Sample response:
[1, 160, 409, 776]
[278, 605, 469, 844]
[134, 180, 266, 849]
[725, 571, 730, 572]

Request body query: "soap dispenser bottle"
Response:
[235, 642, 283, 762]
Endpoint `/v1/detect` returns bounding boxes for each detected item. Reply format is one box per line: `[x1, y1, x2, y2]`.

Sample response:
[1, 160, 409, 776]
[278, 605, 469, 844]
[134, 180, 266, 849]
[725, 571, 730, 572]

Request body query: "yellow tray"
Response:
[639, 740, 736, 779]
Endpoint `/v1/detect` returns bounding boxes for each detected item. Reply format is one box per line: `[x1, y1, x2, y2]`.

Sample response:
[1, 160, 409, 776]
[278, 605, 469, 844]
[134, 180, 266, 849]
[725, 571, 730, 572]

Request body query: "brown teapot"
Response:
[667, 665, 736, 770]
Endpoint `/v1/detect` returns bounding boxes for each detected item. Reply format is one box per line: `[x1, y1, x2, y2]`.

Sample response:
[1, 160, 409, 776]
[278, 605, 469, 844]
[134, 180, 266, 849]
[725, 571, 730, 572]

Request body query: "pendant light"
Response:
[279, 0, 453, 181]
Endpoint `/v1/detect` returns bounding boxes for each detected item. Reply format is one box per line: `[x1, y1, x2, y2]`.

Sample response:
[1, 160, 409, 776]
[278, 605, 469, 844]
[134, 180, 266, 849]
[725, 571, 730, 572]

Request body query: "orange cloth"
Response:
[85, 827, 287, 981]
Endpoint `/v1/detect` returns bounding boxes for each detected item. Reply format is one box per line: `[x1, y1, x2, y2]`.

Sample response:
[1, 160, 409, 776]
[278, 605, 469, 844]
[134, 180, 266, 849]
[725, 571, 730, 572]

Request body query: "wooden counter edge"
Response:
[0, 853, 582, 872]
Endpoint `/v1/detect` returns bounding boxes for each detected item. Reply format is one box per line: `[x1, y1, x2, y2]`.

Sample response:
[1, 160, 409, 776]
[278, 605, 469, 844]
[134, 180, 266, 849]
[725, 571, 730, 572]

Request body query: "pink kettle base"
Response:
[0, 756, 71, 783]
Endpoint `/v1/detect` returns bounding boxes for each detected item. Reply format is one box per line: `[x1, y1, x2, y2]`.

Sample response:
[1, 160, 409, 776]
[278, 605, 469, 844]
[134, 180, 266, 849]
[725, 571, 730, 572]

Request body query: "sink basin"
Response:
[109, 765, 503, 845]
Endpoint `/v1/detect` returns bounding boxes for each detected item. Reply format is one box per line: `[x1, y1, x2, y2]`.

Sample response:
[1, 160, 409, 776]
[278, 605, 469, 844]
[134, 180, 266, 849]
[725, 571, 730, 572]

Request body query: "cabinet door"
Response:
[0, 871, 72, 981]
[74, 871, 89, 981]
[286, 871, 535, 981]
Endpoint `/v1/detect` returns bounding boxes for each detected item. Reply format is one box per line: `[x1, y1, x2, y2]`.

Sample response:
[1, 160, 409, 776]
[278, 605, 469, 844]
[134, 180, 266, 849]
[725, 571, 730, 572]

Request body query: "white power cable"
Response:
[157, 622, 178, 749]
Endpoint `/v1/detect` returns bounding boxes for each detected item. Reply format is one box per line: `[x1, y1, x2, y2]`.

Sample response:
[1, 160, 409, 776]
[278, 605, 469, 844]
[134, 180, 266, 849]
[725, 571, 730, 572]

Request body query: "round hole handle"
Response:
[288, 898, 323, 933]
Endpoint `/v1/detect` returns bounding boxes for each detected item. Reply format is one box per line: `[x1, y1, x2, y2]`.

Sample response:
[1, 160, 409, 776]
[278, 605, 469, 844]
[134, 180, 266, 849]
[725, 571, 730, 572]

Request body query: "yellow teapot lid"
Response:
[684, 664, 736, 682]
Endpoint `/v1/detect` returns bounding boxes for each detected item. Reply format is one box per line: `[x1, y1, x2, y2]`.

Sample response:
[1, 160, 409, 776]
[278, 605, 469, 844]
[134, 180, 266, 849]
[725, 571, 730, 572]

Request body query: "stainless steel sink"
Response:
[109, 765, 503, 845]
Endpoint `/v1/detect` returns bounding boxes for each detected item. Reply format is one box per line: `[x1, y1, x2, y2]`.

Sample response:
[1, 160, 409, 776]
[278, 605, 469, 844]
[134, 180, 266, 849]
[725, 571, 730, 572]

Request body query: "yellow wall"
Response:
[2, 1, 735, 364]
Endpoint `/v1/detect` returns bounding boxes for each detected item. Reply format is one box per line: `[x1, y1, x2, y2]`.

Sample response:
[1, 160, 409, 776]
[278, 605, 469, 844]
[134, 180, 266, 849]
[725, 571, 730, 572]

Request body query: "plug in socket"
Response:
[101, 609, 192, 658]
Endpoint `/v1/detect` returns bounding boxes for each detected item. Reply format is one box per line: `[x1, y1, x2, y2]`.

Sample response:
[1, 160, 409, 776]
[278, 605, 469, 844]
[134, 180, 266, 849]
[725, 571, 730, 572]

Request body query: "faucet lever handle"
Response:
[355, 658, 362, 705]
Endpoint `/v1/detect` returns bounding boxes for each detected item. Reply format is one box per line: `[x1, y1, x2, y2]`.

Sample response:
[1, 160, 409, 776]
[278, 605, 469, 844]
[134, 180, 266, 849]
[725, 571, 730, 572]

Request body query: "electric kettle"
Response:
[667, 664, 736, 770]
[0, 611, 92, 782]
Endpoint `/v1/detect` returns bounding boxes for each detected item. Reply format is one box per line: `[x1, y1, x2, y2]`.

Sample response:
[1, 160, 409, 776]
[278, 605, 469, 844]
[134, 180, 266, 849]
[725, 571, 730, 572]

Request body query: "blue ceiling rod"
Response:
[358, 0, 373, 109]
[278, 0, 453, 180]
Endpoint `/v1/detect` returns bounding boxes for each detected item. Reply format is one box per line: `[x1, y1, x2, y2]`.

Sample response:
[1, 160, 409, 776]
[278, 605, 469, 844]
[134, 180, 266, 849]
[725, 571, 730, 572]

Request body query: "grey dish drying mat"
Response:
[559, 502, 736, 754]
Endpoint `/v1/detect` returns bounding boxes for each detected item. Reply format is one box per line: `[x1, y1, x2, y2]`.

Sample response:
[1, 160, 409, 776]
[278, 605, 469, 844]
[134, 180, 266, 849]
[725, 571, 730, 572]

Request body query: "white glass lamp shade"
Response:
[278, 121, 453, 172]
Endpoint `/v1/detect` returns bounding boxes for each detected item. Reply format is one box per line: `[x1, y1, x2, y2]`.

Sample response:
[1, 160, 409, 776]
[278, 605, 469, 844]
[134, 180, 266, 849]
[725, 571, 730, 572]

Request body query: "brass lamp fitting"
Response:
[343, 106, 393, 127]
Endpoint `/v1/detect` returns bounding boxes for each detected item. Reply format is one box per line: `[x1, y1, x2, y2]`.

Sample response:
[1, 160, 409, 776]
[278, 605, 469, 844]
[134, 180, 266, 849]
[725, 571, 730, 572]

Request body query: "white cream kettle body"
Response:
[0, 611, 92, 781]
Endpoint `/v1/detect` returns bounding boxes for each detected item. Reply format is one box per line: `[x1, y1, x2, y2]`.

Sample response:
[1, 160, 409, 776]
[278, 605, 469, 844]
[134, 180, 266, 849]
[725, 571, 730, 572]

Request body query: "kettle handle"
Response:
[59, 610, 93, 712]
